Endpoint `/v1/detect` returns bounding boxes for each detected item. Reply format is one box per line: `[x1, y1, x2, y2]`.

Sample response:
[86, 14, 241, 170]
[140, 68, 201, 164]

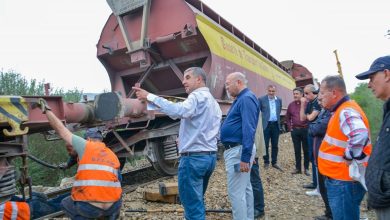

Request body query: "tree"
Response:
[52, 88, 83, 103]
[0, 69, 45, 95]
[350, 83, 383, 144]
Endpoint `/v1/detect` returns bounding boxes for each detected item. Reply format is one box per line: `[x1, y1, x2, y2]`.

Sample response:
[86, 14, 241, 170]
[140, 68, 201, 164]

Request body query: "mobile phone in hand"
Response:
[234, 163, 241, 172]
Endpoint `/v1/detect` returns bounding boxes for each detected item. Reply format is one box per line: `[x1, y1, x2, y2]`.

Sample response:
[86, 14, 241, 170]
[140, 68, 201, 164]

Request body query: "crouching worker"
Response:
[38, 98, 122, 219]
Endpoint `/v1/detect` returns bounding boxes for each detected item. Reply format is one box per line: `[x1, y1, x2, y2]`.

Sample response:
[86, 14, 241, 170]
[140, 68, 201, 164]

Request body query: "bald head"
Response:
[225, 72, 248, 98]
[228, 72, 248, 86]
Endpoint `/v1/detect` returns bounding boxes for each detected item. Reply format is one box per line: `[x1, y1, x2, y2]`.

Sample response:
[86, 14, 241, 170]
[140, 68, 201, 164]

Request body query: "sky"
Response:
[0, 0, 389, 93]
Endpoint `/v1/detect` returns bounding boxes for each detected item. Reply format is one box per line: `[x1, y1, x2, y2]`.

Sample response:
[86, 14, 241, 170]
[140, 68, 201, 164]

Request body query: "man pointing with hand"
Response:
[133, 67, 222, 220]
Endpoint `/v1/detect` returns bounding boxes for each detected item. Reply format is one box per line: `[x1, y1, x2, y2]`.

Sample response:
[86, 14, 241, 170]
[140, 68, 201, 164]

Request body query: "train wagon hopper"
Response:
[94, 0, 313, 175]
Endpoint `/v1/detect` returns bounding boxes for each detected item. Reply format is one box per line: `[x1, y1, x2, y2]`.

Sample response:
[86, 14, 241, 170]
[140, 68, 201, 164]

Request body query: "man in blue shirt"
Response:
[220, 72, 258, 220]
[133, 67, 222, 220]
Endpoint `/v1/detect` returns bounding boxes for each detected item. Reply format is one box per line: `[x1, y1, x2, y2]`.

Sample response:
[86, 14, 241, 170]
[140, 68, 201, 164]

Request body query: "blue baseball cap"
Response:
[84, 128, 103, 140]
[355, 55, 390, 80]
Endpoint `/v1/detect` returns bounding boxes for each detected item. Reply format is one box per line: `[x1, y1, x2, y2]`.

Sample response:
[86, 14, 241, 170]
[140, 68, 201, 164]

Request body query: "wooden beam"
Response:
[159, 182, 178, 196]
[143, 190, 179, 204]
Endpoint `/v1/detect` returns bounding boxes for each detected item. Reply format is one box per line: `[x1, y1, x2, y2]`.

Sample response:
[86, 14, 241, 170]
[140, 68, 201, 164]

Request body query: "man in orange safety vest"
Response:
[317, 75, 371, 220]
[38, 98, 122, 219]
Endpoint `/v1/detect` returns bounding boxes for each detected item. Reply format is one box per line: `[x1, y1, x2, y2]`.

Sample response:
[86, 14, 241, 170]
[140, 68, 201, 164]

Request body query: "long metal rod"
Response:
[117, 16, 133, 52]
[140, 0, 152, 48]
[27, 154, 59, 169]
[112, 130, 134, 156]
[125, 208, 232, 213]
[127, 63, 155, 98]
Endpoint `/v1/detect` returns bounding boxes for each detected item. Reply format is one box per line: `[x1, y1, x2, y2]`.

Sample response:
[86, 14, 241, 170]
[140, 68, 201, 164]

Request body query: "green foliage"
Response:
[350, 83, 384, 144]
[52, 88, 83, 102]
[27, 134, 77, 186]
[0, 69, 45, 95]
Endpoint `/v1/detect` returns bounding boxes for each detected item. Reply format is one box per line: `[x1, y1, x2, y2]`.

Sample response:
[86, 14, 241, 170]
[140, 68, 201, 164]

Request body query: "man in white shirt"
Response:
[132, 67, 222, 220]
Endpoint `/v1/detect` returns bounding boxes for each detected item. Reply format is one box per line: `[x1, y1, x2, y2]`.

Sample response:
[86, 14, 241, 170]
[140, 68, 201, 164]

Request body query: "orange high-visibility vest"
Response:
[318, 100, 372, 181]
[71, 141, 122, 202]
[0, 201, 30, 220]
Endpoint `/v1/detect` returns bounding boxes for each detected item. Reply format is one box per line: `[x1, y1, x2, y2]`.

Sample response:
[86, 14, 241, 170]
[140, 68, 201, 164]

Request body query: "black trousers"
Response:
[263, 121, 280, 165]
[314, 136, 332, 218]
[290, 127, 309, 171]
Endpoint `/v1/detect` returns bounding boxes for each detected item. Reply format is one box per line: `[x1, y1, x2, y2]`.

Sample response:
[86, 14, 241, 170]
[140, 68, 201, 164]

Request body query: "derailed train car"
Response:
[0, 0, 314, 202]
[96, 0, 313, 174]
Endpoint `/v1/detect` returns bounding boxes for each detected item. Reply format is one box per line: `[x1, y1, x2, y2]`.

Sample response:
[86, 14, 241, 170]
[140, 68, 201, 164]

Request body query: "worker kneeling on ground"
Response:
[38, 98, 122, 219]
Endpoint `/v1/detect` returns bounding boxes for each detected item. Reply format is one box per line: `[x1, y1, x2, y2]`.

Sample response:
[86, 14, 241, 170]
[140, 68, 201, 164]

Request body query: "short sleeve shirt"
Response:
[305, 97, 321, 122]
[72, 135, 86, 159]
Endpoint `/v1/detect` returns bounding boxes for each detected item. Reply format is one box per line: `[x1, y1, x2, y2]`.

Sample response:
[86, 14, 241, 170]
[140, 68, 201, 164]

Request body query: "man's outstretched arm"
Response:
[39, 99, 73, 145]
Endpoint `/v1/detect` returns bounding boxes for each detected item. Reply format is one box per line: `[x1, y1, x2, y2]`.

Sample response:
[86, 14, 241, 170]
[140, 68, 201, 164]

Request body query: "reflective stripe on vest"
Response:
[324, 134, 372, 149]
[77, 164, 118, 176]
[10, 202, 17, 220]
[323, 135, 348, 149]
[318, 151, 345, 163]
[73, 180, 121, 188]
[318, 151, 370, 163]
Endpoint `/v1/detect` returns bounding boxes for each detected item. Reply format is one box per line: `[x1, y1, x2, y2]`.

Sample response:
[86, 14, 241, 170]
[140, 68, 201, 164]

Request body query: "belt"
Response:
[222, 142, 241, 150]
[292, 126, 308, 129]
[180, 151, 216, 157]
[324, 176, 357, 183]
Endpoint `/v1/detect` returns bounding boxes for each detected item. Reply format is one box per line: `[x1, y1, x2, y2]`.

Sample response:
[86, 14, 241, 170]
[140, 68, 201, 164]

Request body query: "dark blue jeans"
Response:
[308, 135, 318, 187]
[263, 121, 280, 165]
[325, 179, 365, 220]
[250, 158, 265, 214]
[61, 196, 122, 220]
[178, 154, 217, 220]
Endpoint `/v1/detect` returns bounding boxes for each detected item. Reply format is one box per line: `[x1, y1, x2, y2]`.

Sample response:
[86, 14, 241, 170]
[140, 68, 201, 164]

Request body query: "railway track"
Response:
[36, 165, 172, 219]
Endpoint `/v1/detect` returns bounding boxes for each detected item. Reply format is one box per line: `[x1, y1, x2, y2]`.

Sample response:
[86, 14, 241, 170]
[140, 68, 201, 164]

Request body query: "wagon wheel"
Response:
[150, 135, 179, 176]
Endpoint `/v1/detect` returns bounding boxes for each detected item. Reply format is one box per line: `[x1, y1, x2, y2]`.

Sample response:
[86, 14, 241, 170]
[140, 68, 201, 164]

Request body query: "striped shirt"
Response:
[331, 96, 369, 159]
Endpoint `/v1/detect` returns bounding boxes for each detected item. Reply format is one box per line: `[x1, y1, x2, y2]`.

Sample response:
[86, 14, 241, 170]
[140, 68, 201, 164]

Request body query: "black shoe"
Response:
[254, 210, 265, 219]
[304, 169, 310, 176]
[303, 183, 316, 189]
[291, 169, 301, 174]
[314, 214, 332, 220]
[272, 164, 283, 172]
[264, 163, 269, 169]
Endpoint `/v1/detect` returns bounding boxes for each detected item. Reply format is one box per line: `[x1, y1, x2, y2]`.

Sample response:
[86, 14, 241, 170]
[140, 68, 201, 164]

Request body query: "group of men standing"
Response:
[283, 55, 390, 220]
[285, 76, 371, 220]
[3, 56, 390, 220]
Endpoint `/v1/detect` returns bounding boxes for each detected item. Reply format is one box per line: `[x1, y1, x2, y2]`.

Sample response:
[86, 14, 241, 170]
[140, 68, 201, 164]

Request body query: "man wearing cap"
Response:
[317, 75, 371, 220]
[132, 67, 222, 220]
[37, 100, 122, 219]
[356, 55, 390, 220]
